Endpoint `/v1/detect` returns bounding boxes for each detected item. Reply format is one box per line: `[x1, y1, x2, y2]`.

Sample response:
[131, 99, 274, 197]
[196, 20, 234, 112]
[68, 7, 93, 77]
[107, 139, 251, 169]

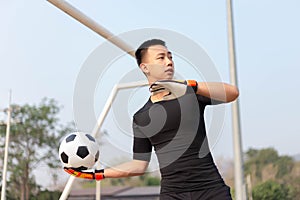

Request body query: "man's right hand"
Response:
[64, 167, 105, 181]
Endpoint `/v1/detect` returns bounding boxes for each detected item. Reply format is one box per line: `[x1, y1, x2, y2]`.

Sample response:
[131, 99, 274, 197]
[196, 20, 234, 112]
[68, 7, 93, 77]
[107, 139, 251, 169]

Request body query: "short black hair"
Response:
[135, 39, 166, 66]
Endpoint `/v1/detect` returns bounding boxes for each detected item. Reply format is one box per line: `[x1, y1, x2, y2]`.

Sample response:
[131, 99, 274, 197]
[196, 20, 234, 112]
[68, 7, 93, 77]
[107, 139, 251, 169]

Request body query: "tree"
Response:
[243, 148, 299, 199]
[252, 180, 295, 200]
[275, 156, 294, 178]
[144, 175, 160, 186]
[33, 189, 61, 200]
[245, 148, 279, 179]
[0, 98, 71, 200]
[244, 147, 294, 181]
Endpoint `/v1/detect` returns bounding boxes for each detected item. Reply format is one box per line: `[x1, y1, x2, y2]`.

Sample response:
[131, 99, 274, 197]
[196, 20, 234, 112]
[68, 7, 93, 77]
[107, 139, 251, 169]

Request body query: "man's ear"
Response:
[140, 63, 149, 74]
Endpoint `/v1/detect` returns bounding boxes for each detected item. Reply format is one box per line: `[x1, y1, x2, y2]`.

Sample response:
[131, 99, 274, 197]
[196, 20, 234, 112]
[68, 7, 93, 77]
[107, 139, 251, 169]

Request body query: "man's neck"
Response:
[150, 90, 169, 103]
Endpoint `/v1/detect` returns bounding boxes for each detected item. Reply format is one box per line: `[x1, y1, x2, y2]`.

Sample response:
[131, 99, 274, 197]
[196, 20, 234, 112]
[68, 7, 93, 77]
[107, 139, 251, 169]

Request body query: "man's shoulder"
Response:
[133, 98, 152, 118]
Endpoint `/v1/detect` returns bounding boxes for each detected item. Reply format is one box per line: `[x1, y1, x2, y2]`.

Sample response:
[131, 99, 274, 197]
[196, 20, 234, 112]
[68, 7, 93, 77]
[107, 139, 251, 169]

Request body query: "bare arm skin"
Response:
[197, 82, 239, 103]
[103, 159, 149, 178]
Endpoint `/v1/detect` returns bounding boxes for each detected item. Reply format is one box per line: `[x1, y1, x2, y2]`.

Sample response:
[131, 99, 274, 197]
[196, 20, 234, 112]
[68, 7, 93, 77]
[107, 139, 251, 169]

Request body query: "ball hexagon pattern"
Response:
[59, 132, 100, 170]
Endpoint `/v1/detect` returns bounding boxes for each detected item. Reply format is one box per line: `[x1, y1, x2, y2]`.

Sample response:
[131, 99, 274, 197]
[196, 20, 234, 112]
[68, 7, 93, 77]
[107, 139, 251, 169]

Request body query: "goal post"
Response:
[59, 81, 148, 200]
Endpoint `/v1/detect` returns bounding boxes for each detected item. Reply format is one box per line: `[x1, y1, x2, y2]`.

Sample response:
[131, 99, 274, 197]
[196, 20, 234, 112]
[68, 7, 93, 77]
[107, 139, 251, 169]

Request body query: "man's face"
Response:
[140, 45, 174, 82]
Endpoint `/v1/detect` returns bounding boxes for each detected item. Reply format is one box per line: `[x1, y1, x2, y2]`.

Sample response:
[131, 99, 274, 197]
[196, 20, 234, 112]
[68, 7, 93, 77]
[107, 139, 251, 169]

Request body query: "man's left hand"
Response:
[150, 80, 198, 101]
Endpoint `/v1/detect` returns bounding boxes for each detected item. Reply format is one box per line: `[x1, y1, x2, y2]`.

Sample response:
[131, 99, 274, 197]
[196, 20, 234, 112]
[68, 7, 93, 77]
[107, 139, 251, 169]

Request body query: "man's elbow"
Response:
[130, 167, 147, 176]
[227, 86, 239, 102]
[131, 160, 149, 176]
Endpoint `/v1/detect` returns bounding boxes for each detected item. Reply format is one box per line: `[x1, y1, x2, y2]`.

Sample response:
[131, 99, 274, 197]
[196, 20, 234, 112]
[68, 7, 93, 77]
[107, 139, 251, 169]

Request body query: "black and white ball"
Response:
[59, 132, 100, 170]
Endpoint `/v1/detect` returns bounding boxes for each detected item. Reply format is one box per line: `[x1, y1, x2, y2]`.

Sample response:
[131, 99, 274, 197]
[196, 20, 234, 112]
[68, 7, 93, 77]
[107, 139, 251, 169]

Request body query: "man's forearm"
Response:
[104, 160, 149, 178]
[197, 82, 239, 103]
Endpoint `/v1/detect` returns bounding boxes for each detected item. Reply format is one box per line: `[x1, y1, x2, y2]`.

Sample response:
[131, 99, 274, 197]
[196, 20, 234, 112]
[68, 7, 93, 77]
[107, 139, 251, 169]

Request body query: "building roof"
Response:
[115, 186, 160, 196]
[70, 186, 132, 196]
[69, 186, 160, 198]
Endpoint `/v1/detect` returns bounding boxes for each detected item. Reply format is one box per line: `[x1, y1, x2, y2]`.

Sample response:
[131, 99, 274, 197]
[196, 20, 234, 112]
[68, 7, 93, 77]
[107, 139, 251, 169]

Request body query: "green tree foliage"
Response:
[252, 180, 295, 200]
[145, 176, 160, 186]
[32, 189, 61, 200]
[243, 148, 300, 199]
[245, 148, 294, 180]
[0, 98, 71, 200]
[275, 156, 294, 178]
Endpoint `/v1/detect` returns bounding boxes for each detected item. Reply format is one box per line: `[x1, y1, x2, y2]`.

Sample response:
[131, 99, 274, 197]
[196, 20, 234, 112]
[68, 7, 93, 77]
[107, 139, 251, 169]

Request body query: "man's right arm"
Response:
[103, 159, 149, 178]
[103, 116, 151, 178]
[64, 159, 149, 180]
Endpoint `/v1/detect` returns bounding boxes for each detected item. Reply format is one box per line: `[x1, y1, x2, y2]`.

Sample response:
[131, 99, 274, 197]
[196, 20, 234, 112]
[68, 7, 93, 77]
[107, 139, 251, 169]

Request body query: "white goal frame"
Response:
[60, 80, 148, 200]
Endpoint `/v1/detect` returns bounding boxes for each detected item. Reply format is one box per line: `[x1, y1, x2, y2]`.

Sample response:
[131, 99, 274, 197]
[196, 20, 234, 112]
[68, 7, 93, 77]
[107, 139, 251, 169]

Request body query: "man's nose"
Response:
[166, 58, 173, 66]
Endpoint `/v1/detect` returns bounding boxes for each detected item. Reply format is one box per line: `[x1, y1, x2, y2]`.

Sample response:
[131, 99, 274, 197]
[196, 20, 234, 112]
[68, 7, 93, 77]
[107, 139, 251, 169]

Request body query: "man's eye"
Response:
[158, 57, 164, 59]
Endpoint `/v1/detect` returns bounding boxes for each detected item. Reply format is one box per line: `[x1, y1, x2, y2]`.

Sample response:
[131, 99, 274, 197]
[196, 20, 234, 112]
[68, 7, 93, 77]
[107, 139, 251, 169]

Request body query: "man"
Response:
[65, 39, 239, 200]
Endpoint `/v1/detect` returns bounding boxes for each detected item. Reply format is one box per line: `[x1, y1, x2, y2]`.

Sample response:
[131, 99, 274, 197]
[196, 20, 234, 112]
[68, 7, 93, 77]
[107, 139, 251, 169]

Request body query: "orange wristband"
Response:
[186, 80, 198, 92]
[94, 169, 105, 180]
[64, 167, 105, 180]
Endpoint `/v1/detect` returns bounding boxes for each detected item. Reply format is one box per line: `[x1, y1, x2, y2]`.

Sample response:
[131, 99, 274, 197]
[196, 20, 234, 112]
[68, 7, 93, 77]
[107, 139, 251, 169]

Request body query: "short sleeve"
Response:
[132, 120, 152, 162]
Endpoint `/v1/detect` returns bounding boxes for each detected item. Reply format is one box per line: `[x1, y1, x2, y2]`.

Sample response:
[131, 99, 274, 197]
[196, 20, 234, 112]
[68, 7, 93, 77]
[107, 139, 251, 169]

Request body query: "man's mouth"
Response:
[165, 68, 174, 73]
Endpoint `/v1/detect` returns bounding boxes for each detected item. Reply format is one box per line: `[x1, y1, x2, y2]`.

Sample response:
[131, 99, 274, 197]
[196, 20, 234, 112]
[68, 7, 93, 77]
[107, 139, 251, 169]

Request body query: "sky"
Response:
[1, 0, 300, 187]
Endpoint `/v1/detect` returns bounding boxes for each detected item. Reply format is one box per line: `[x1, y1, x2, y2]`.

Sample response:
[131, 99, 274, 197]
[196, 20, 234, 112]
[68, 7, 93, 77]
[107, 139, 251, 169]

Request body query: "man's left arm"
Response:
[149, 80, 239, 103]
[196, 82, 239, 103]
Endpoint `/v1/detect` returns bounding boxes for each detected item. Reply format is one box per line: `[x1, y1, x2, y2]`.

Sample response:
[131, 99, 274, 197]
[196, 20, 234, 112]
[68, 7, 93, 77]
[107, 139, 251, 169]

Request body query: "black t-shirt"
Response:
[132, 87, 226, 194]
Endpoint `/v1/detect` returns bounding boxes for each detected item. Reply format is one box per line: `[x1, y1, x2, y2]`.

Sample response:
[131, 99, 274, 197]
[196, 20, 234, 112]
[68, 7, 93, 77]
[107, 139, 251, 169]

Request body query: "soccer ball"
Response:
[59, 132, 100, 170]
